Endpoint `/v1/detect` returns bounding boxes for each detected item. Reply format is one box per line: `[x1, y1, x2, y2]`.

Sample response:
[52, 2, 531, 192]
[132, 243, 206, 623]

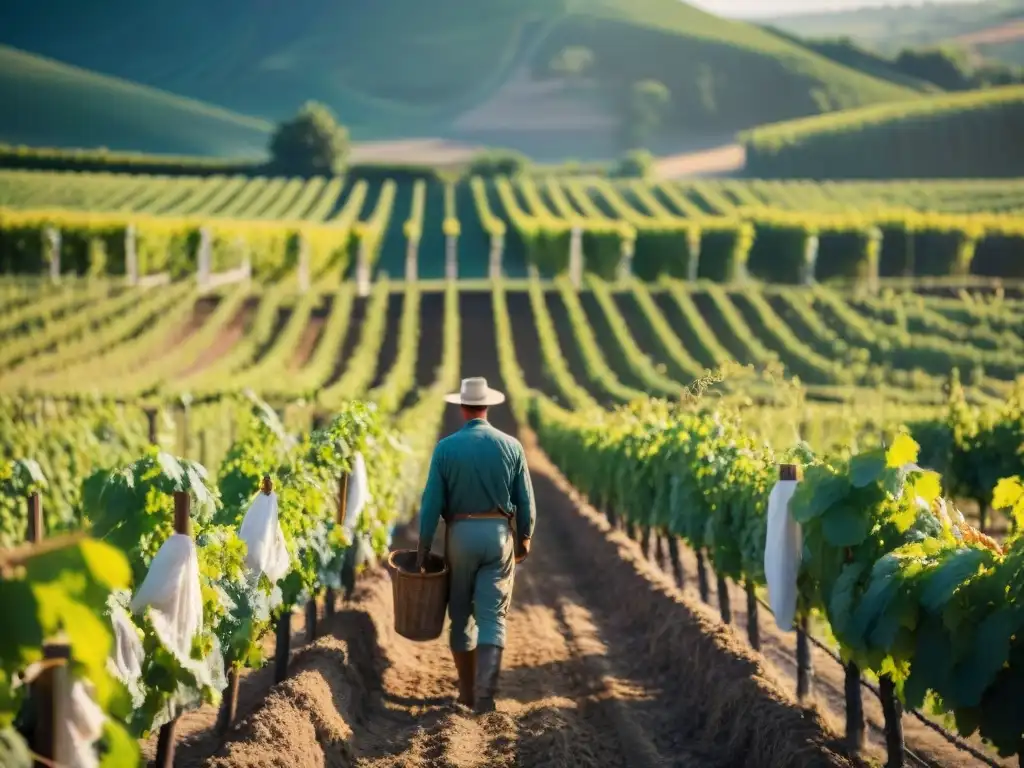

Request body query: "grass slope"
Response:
[0, 46, 272, 157]
[0, 0, 918, 145]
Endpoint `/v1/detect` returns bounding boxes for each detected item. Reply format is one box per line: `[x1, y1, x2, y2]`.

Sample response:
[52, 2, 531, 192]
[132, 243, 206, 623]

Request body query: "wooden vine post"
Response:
[880, 674, 905, 767]
[695, 549, 711, 605]
[617, 237, 634, 282]
[297, 234, 311, 293]
[339, 472, 355, 602]
[568, 226, 583, 289]
[45, 226, 61, 284]
[155, 491, 191, 768]
[125, 223, 138, 286]
[666, 536, 685, 589]
[844, 662, 865, 752]
[405, 235, 419, 282]
[444, 232, 458, 282]
[32, 643, 70, 767]
[179, 401, 191, 458]
[745, 580, 760, 650]
[24, 493, 73, 766]
[717, 571, 732, 625]
[325, 470, 350, 619]
[488, 233, 504, 280]
[145, 407, 158, 446]
[26, 492, 43, 544]
[686, 228, 700, 282]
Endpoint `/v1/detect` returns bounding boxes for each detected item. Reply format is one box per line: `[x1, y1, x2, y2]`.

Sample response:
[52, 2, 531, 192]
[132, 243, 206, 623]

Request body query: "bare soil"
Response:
[654, 144, 746, 179]
[177, 297, 257, 380]
[290, 316, 326, 372]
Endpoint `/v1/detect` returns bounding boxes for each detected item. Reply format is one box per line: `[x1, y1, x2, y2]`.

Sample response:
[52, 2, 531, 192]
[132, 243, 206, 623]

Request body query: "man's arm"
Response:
[511, 446, 536, 544]
[418, 446, 446, 549]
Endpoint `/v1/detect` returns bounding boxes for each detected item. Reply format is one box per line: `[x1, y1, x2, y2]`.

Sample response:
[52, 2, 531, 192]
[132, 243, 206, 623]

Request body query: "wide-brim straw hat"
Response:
[444, 377, 506, 406]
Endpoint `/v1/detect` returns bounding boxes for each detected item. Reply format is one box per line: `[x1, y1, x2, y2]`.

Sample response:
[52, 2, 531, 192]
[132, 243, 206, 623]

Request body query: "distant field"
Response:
[0, 0, 919, 154]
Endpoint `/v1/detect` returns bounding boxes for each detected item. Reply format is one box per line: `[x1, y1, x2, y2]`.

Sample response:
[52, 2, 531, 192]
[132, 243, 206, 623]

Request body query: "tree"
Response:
[613, 149, 654, 179]
[620, 80, 671, 150]
[893, 47, 972, 91]
[548, 46, 595, 81]
[467, 149, 531, 178]
[269, 102, 349, 176]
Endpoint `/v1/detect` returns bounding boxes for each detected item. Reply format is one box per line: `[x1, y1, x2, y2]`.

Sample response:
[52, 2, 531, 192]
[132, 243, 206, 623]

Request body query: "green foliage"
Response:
[547, 46, 596, 80]
[611, 149, 654, 179]
[269, 102, 349, 178]
[467, 150, 531, 179]
[620, 79, 671, 150]
[0, 538, 138, 764]
[83, 448, 217, 583]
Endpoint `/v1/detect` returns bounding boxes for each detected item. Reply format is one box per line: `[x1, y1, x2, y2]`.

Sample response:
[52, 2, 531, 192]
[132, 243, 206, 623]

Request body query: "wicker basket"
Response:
[387, 549, 449, 641]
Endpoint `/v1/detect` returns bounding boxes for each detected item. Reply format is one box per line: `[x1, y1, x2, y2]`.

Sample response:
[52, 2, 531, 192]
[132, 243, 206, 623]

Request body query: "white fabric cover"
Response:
[108, 598, 144, 691]
[129, 534, 203, 660]
[343, 453, 371, 536]
[238, 491, 291, 583]
[764, 479, 801, 632]
[65, 678, 105, 768]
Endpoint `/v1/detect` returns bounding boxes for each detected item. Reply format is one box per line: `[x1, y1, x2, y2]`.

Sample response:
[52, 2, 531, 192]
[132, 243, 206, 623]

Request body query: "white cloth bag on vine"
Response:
[17, 665, 106, 768]
[764, 478, 801, 631]
[129, 533, 203, 660]
[65, 678, 106, 768]
[238, 491, 291, 583]
[343, 452, 371, 537]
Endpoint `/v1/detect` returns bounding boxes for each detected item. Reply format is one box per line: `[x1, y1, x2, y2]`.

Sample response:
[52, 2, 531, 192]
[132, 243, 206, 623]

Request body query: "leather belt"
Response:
[447, 509, 510, 523]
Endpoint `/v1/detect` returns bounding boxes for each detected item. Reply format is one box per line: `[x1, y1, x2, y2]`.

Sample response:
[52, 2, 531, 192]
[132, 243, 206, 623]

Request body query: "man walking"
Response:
[415, 377, 536, 714]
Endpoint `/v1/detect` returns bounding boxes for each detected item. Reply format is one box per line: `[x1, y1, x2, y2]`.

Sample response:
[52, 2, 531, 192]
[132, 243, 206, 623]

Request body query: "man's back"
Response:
[436, 419, 524, 517]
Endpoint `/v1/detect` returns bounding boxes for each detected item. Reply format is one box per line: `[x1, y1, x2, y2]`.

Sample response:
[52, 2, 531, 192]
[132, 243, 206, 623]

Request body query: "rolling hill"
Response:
[763, 0, 1024, 65]
[0, 0, 921, 158]
[0, 46, 272, 157]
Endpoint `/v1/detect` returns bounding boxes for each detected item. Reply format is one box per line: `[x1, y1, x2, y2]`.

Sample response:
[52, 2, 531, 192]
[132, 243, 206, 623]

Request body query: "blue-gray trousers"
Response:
[441, 518, 515, 651]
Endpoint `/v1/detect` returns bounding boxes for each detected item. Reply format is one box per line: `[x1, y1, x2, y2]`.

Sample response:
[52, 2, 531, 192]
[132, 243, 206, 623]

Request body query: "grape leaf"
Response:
[822, 504, 872, 547]
[952, 608, 1021, 708]
[886, 433, 920, 468]
[920, 549, 990, 612]
[792, 473, 851, 523]
[849, 450, 885, 488]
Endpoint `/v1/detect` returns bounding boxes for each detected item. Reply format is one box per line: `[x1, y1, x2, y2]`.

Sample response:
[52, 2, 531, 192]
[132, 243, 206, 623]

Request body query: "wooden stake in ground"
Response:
[155, 491, 191, 768]
[26, 492, 43, 544]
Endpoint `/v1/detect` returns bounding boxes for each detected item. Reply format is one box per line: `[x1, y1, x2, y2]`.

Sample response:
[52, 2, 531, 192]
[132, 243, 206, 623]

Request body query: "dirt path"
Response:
[654, 144, 745, 179]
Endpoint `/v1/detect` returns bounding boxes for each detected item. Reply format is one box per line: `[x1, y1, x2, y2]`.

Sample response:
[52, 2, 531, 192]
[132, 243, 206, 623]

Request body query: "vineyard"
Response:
[741, 85, 1024, 179]
[3, 171, 1024, 286]
[1, 257, 1024, 766]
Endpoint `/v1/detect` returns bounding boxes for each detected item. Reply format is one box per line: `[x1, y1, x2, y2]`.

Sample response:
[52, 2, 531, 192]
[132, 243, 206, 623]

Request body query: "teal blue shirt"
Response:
[418, 419, 536, 545]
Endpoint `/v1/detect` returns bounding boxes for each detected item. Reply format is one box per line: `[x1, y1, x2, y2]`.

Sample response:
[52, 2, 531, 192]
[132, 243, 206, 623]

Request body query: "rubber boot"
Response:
[452, 649, 476, 708]
[474, 644, 503, 714]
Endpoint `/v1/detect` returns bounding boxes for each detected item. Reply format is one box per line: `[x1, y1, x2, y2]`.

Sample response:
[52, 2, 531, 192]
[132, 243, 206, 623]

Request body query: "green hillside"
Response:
[0, 0, 918, 153]
[0, 46, 272, 157]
